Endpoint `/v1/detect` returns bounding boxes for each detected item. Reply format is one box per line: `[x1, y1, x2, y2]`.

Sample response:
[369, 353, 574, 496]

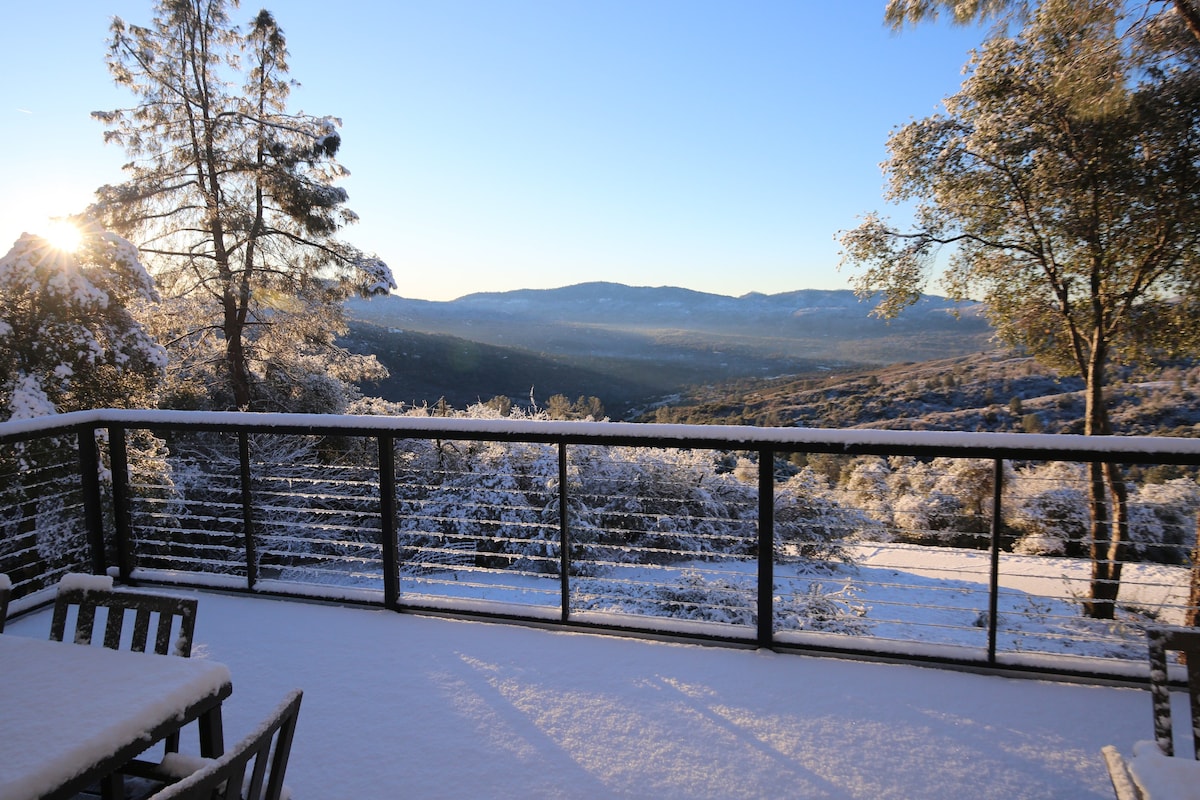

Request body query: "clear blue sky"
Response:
[1, 2, 986, 301]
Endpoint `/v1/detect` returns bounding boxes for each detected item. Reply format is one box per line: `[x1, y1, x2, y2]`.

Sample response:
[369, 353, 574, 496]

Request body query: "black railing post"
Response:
[987, 458, 1005, 664]
[757, 446, 775, 648]
[238, 431, 258, 589]
[379, 435, 400, 611]
[77, 424, 108, 577]
[559, 441, 570, 622]
[108, 425, 134, 580]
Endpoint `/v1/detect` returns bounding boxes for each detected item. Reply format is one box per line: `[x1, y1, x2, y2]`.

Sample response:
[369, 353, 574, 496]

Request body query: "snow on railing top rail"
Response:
[2, 408, 1199, 463]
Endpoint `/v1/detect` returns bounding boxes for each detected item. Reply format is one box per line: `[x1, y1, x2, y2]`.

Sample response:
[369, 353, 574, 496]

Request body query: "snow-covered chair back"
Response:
[147, 689, 303, 800]
[1147, 625, 1200, 758]
[49, 573, 198, 657]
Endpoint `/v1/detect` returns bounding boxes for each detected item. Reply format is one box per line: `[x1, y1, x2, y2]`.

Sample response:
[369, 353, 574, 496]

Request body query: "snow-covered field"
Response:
[257, 541, 1189, 669]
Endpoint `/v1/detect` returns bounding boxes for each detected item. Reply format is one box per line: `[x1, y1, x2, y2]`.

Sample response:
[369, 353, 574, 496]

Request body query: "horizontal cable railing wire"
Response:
[3, 409, 1200, 680]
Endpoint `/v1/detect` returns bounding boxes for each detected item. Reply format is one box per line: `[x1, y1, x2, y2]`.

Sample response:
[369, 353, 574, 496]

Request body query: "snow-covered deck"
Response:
[3, 588, 1157, 799]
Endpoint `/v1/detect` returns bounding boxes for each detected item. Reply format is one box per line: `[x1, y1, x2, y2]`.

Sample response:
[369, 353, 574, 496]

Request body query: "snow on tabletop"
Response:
[1130, 739, 1200, 799]
[0, 636, 230, 800]
[58, 572, 114, 593]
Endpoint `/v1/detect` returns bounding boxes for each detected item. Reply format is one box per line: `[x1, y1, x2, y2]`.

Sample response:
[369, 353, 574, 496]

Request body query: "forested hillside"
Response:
[342, 283, 994, 417]
[640, 352, 1200, 437]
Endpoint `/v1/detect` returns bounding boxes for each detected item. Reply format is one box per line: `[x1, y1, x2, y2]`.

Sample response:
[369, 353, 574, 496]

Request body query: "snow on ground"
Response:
[2, 590, 1161, 799]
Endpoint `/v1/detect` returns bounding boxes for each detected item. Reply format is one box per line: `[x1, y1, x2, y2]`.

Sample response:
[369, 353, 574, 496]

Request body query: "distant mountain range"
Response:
[342, 282, 995, 418]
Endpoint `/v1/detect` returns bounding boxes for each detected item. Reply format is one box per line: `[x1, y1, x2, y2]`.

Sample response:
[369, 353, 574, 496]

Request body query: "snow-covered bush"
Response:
[835, 456, 895, 528]
[886, 457, 997, 547]
[1005, 462, 1089, 557]
[776, 582, 870, 635]
[572, 446, 756, 568]
[775, 468, 872, 570]
[571, 567, 756, 624]
[1127, 478, 1200, 564]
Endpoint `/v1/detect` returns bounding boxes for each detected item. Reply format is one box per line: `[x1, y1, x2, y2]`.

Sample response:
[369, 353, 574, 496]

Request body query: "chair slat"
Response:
[76, 604, 98, 646]
[132, 608, 152, 653]
[104, 605, 126, 650]
[156, 612, 177, 656]
[0, 575, 11, 634]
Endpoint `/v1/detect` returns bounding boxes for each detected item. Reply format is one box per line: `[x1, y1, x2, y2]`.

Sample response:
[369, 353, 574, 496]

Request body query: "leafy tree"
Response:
[90, 0, 395, 412]
[884, 0, 1200, 47]
[0, 224, 165, 418]
[0, 224, 168, 576]
[841, 0, 1200, 617]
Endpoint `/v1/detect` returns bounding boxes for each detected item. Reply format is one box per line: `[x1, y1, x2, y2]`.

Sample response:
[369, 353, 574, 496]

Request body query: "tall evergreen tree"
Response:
[91, 0, 395, 412]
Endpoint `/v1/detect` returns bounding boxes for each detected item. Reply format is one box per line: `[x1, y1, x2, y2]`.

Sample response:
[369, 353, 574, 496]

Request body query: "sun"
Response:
[41, 218, 84, 253]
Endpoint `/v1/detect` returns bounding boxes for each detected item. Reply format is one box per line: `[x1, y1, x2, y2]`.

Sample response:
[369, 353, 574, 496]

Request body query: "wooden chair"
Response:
[50, 580, 198, 657]
[1146, 625, 1200, 758]
[50, 576, 200, 790]
[1100, 626, 1200, 799]
[0, 573, 10, 634]
[143, 690, 304, 800]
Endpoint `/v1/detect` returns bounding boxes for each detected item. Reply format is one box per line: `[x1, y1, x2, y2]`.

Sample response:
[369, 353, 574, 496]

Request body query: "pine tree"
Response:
[90, 1, 395, 412]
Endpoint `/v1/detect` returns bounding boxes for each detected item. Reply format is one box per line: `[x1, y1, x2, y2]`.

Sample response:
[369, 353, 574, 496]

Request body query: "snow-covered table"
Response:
[0, 634, 232, 800]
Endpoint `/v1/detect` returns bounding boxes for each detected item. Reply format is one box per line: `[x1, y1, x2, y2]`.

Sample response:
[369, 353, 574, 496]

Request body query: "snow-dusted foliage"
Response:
[0, 225, 169, 582]
[829, 455, 998, 547]
[1006, 461, 1090, 557]
[0, 225, 165, 420]
[1126, 479, 1200, 564]
[394, 435, 561, 576]
[573, 568, 757, 625]
[777, 582, 870, 635]
[571, 446, 757, 568]
[775, 467, 873, 570]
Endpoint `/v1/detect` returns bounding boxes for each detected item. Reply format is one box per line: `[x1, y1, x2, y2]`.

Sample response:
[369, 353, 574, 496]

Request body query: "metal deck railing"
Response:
[3, 408, 1199, 681]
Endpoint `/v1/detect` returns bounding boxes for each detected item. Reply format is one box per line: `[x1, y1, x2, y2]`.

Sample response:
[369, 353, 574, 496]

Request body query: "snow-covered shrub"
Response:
[776, 582, 870, 635]
[1005, 462, 1089, 557]
[572, 446, 756, 567]
[572, 568, 756, 625]
[886, 457, 997, 547]
[835, 456, 894, 528]
[1127, 478, 1200, 564]
[393, 412, 563, 576]
[775, 468, 871, 570]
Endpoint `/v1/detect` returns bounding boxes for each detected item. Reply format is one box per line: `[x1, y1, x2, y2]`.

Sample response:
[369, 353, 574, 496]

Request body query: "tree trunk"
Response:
[1085, 461, 1129, 620]
[1081, 329, 1128, 620]
[223, 290, 252, 411]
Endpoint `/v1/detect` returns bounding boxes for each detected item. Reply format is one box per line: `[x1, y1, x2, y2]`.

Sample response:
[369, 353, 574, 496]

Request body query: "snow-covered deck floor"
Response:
[5, 590, 1153, 799]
